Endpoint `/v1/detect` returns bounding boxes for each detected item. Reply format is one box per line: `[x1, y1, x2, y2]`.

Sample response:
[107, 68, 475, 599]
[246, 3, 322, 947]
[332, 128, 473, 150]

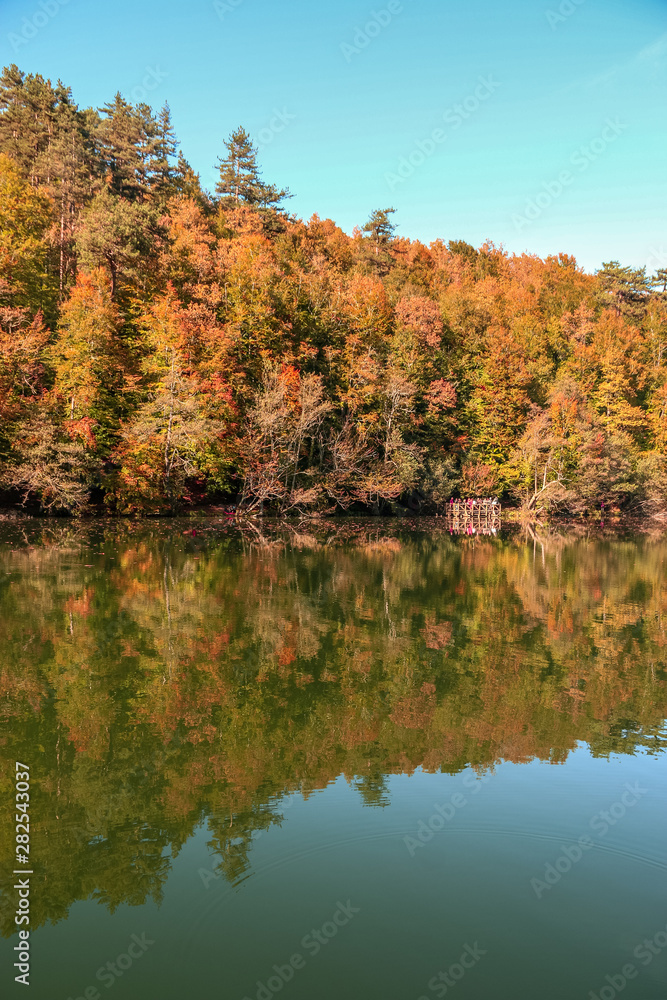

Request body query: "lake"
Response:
[0, 519, 665, 1000]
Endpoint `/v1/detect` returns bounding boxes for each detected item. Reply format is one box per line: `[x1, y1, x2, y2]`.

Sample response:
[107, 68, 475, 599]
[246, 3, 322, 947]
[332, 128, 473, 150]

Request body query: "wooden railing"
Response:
[445, 500, 501, 532]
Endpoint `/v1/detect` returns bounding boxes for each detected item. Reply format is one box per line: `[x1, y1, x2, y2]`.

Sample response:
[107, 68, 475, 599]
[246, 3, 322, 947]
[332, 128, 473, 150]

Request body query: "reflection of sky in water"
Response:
[19, 748, 667, 1000]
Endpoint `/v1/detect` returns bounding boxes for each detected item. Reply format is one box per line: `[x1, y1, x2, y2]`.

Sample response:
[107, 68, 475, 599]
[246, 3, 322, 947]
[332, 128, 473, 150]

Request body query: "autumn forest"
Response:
[1, 65, 666, 517]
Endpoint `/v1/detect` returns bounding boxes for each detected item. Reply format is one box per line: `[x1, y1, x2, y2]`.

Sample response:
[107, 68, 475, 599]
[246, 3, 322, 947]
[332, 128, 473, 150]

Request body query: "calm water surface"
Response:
[0, 520, 665, 1000]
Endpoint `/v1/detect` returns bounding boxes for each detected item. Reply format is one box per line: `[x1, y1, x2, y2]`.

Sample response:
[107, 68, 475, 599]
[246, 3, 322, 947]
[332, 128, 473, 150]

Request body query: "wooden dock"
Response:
[445, 500, 501, 532]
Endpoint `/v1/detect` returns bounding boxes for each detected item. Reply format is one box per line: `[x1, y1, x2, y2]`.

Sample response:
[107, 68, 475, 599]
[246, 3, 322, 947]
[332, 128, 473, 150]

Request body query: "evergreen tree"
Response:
[75, 189, 161, 299]
[0, 65, 57, 184]
[215, 127, 288, 209]
[447, 239, 478, 266]
[35, 84, 98, 297]
[149, 102, 179, 203]
[361, 207, 396, 273]
[596, 261, 650, 319]
[172, 150, 210, 210]
[650, 267, 667, 298]
[362, 207, 397, 249]
[97, 93, 151, 201]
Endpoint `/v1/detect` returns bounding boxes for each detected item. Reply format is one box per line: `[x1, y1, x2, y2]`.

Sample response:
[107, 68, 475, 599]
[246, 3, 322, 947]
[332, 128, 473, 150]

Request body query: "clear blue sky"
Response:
[2, 0, 665, 273]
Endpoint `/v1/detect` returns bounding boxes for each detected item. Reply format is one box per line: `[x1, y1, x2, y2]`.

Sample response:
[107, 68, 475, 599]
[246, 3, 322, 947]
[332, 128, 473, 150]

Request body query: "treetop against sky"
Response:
[1, 0, 664, 272]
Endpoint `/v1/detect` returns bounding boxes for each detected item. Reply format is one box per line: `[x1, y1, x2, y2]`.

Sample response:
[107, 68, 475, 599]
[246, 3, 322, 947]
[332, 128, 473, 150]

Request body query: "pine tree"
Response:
[215, 127, 288, 209]
[362, 207, 396, 249]
[75, 188, 161, 299]
[97, 93, 150, 201]
[596, 261, 650, 319]
[149, 102, 179, 203]
[0, 65, 57, 184]
[361, 207, 396, 273]
[650, 267, 667, 298]
[173, 150, 210, 209]
[447, 239, 478, 265]
[35, 84, 98, 297]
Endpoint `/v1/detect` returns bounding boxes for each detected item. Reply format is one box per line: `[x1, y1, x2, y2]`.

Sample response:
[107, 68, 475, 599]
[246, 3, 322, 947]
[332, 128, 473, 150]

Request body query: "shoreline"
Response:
[0, 507, 665, 539]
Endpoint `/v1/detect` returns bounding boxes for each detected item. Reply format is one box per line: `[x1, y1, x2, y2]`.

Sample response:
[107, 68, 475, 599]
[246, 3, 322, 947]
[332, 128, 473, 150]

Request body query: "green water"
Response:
[0, 520, 665, 1000]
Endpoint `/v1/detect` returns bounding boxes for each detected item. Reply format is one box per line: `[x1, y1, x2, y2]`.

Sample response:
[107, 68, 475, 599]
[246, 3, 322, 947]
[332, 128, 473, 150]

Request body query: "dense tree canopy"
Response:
[0, 65, 666, 516]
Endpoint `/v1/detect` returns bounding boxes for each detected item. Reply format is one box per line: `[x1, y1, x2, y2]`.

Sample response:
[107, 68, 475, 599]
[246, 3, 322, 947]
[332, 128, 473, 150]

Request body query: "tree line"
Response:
[1, 64, 666, 516]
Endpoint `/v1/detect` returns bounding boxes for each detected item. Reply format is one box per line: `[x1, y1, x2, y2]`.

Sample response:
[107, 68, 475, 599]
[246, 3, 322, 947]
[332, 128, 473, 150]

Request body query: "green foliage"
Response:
[215, 126, 289, 211]
[363, 207, 396, 242]
[0, 154, 56, 327]
[596, 260, 651, 318]
[75, 189, 162, 299]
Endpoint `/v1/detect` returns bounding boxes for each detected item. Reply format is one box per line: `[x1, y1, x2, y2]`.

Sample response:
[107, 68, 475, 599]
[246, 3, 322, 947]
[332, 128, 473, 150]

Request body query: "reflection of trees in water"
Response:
[0, 520, 665, 934]
[354, 772, 391, 808]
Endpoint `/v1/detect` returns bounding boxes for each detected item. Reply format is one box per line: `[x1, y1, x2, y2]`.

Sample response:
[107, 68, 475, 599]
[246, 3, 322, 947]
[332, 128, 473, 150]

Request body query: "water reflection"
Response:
[0, 518, 665, 936]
